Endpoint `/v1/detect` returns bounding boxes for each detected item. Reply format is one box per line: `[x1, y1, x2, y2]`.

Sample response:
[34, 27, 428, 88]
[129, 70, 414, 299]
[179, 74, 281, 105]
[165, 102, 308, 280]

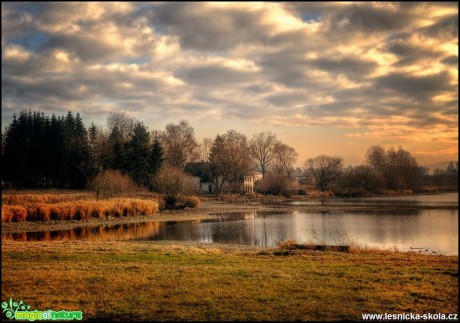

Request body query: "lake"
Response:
[285, 192, 458, 207]
[2, 193, 458, 255]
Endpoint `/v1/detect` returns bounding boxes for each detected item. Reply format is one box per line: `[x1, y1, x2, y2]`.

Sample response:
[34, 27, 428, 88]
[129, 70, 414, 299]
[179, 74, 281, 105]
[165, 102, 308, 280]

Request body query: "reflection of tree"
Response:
[2, 222, 160, 242]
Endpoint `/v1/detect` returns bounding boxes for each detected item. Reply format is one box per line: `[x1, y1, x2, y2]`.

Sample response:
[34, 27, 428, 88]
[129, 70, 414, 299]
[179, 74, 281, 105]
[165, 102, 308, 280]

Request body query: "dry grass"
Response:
[2, 193, 94, 205]
[306, 190, 334, 199]
[1, 199, 159, 222]
[1, 241, 457, 321]
[179, 195, 201, 208]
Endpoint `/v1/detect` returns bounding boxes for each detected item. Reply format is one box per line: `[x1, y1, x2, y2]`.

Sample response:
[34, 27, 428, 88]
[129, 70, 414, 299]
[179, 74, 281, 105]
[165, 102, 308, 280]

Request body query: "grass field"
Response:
[1, 240, 457, 321]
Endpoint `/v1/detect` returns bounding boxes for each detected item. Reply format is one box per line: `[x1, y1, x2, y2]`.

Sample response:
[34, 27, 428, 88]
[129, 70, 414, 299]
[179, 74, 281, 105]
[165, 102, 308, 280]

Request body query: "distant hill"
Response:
[425, 161, 458, 175]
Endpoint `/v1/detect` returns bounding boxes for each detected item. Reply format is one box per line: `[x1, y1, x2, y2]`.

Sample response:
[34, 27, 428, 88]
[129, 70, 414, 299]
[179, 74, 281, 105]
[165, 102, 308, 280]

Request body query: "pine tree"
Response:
[104, 126, 126, 171]
[150, 136, 164, 178]
[88, 123, 104, 178]
[126, 122, 152, 187]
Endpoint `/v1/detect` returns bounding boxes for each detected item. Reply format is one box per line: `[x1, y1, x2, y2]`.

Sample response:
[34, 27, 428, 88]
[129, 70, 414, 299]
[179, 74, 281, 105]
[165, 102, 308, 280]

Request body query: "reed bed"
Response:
[1, 198, 159, 222]
[2, 193, 94, 205]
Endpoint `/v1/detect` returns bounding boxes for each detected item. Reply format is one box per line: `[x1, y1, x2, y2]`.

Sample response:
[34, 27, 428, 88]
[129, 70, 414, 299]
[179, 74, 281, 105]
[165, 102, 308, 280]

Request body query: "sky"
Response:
[2, 2, 458, 167]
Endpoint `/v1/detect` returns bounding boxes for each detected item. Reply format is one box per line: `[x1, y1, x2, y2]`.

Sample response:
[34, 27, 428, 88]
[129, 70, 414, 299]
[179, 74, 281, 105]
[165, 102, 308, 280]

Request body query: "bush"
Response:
[178, 195, 201, 208]
[256, 173, 290, 196]
[152, 166, 199, 209]
[88, 170, 138, 200]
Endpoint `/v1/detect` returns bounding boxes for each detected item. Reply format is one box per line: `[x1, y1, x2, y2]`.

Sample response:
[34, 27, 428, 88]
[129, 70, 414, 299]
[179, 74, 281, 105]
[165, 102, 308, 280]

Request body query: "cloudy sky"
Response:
[2, 2, 458, 166]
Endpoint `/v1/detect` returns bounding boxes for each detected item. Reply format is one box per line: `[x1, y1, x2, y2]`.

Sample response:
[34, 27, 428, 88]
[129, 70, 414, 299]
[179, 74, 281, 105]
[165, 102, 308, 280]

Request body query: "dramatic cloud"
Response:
[2, 2, 458, 165]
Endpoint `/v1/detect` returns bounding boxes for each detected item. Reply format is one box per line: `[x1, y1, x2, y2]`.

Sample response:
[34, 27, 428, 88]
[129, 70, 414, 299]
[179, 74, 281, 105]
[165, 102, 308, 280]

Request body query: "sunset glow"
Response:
[2, 2, 458, 166]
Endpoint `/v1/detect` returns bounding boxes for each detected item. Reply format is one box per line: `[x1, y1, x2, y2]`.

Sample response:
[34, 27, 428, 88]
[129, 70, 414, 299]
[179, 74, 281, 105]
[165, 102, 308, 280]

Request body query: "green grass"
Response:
[1, 241, 458, 321]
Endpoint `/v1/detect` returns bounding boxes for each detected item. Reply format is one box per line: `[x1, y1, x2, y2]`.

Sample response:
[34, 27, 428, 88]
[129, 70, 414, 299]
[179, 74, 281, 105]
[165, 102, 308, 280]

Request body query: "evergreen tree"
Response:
[126, 122, 151, 186]
[104, 126, 126, 171]
[88, 123, 105, 178]
[150, 136, 164, 178]
[70, 112, 89, 187]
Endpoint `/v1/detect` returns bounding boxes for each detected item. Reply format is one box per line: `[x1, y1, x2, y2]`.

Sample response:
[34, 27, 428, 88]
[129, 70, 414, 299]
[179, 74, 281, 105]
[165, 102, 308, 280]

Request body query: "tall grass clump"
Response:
[2, 205, 28, 222]
[1, 199, 159, 222]
[2, 205, 13, 222]
[2, 193, 93, 205]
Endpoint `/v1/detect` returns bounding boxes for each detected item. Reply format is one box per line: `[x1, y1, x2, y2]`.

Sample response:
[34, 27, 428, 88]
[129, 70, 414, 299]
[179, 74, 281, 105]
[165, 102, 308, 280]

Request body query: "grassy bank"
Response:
[1, 241, 457, 321]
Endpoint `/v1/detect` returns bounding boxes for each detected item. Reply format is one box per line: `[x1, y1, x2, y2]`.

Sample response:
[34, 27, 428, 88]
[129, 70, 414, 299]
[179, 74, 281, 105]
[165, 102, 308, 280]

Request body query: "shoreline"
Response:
[2, 199, 457, 234]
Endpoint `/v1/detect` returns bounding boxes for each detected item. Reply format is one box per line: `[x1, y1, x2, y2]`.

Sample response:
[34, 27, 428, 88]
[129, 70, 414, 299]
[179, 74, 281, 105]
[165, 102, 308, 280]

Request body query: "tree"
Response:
[446, 162, 458, 176]
[337, 165, 384, 196]
[365, 145, 387, 174]
[208, 130, 252, 194]
[69, 112, 89, 187]
[106, 111, 135, 141]
[150, 135, 164, 179]
[126, 122, 152, 187]
[273, 142, 298, 182]
[249, 131, 278, 178]
[384, 146, 421, 190]
[103, 126, 126, 171]
[199, 137, 213, 161]
[87, 123, 106, 178]
[304, 155, 344, 192]
[160, 120, 200, 169]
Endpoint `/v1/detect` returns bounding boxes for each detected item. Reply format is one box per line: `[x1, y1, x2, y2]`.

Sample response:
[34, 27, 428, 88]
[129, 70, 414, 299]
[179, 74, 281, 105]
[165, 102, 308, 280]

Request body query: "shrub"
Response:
[256, 173, 291, 196]
[88, 170, 138, 200]
[152, 166, 199, 209]
[178, 195, 201, 208]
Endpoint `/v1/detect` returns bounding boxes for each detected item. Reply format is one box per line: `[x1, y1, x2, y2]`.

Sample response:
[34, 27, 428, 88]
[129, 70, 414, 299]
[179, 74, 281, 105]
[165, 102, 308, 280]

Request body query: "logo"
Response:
[2, 298, 82, 321]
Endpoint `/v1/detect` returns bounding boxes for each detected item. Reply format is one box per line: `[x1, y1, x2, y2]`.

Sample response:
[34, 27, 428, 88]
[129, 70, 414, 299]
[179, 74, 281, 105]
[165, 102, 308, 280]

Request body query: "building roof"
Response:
[184, 162, 213, 182]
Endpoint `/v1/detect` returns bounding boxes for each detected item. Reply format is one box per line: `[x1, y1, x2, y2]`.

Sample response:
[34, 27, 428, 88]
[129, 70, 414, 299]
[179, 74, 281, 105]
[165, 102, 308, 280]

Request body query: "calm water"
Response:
[286, 192, 458, 207]
[3, 193, 458, 255]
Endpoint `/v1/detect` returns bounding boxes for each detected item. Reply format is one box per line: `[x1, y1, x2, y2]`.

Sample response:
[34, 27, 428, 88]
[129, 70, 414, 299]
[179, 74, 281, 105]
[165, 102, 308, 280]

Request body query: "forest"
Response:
[2, 109, 458, 196]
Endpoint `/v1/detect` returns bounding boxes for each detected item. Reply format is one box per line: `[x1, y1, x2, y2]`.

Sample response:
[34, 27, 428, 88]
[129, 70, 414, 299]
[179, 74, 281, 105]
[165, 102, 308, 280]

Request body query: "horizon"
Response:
[2, 2, 458, 167]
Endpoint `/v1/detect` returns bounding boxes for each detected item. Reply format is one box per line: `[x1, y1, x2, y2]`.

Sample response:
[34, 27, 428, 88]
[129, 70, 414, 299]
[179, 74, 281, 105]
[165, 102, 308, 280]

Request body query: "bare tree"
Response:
[199, 137, 213, 161]
[365, 145, 387, 173]
[273, 142, 298, 182]
[249, 131, 279, 178]
[106, 111, 136, 141]
[337, 165, 384, 196]
[160, 120, 200, 169]
[208, 130, 252, 194]
[385, 146, 421, 190]
[304, 155, 344, 192]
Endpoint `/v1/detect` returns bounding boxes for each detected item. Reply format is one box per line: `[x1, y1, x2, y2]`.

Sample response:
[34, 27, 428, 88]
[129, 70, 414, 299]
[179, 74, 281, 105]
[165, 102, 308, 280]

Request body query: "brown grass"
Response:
[1, 199, 159, 222]
[2, 193, 94, 205]
[179, 195, 201, 208]
[1, 241, 457, 321]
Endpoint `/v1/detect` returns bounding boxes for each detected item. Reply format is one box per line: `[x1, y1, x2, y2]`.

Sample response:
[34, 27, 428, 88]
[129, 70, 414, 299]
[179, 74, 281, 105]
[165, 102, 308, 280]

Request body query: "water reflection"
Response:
[2, 222, 160, 242]
[286, 192, 458, 207]
[3, 208, 458, 255]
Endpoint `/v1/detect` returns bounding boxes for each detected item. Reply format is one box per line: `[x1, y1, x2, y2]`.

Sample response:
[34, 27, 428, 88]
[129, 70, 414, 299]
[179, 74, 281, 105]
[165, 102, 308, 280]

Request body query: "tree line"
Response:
[2, 109, 447, 196]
